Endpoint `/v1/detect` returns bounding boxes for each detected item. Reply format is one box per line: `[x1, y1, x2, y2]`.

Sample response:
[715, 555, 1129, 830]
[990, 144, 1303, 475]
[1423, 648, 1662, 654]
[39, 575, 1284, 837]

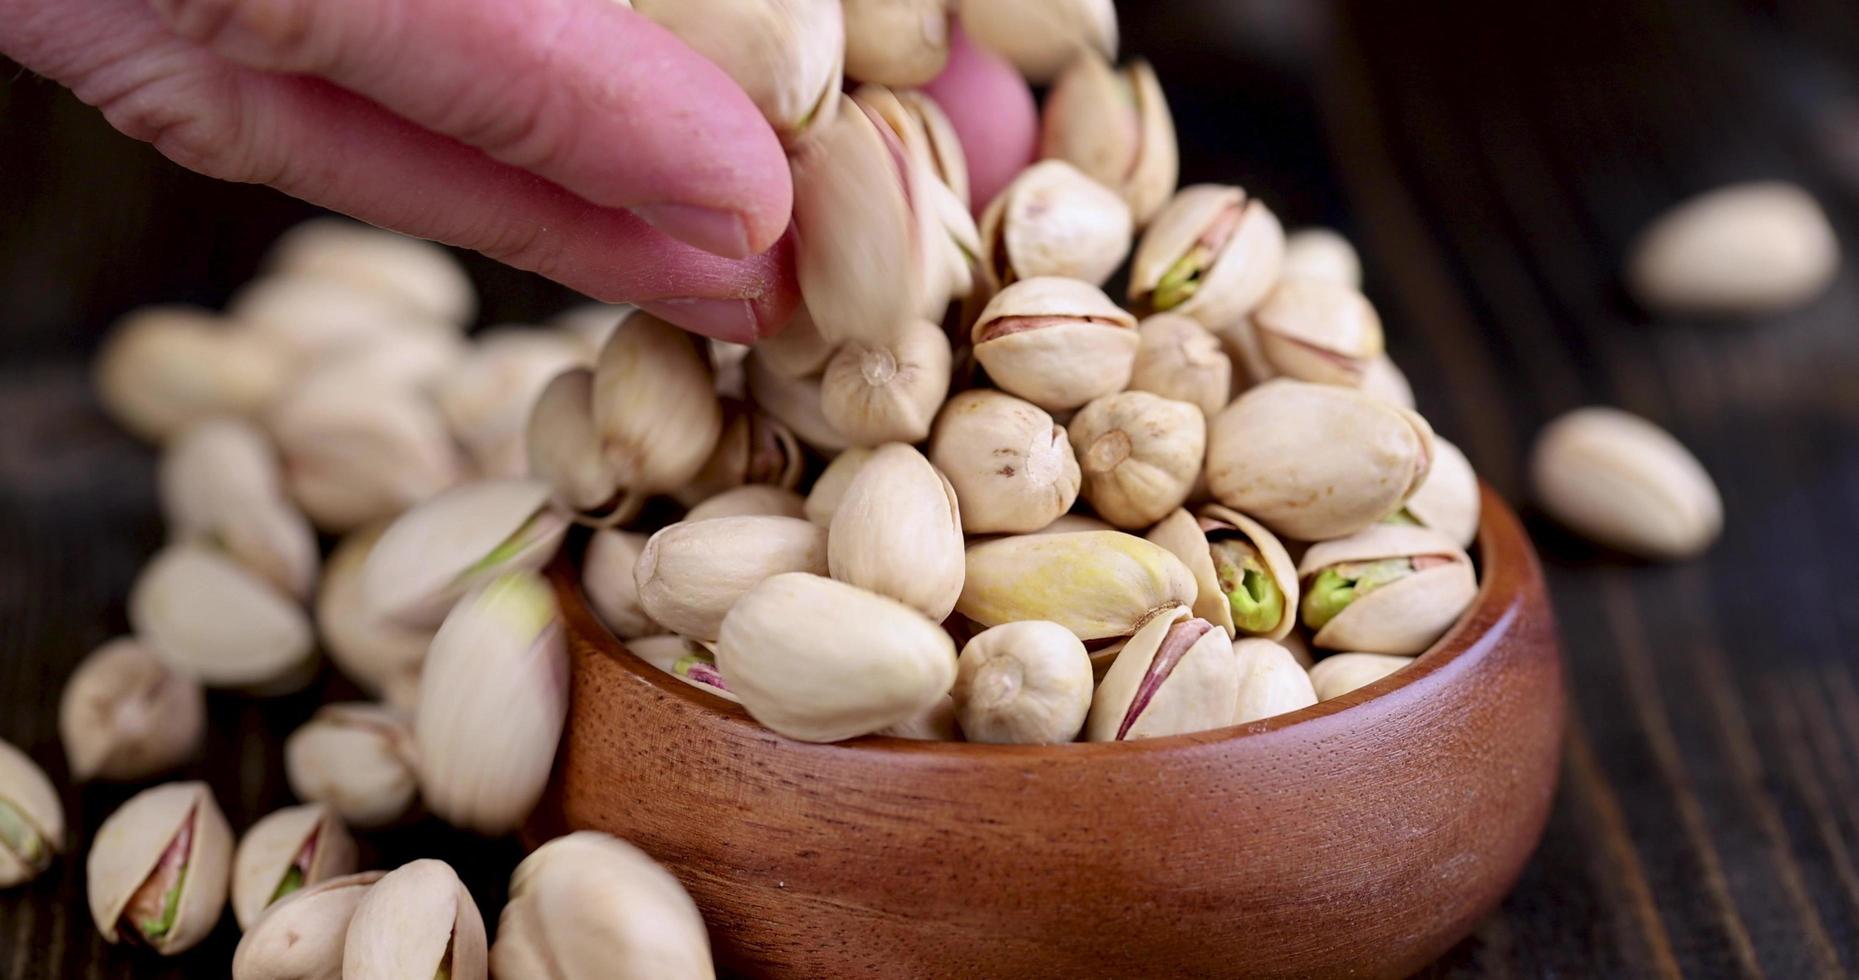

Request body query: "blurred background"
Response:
[6, 1, 1859, 976]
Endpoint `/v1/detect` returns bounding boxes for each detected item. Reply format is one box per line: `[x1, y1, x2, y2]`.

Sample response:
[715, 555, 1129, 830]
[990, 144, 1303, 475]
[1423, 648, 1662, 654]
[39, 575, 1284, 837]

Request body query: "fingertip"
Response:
[924, 23, 1039, 212]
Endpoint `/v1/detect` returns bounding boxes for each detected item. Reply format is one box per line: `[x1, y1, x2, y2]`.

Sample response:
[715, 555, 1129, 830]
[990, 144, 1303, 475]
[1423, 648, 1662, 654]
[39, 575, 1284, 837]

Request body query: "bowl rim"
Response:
[558, 483, 1533, 758]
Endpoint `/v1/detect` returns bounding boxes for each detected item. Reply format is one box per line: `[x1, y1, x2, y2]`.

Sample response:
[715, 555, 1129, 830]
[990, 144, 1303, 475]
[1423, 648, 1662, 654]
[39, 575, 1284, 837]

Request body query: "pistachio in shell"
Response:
[1068, 390, 1205, 529]
[1309, 652, 1416, 701]
[592, 311, 725, 493]
[929, 390, 1081, 534]
[860, 85, 970, 206]
[59, 637, 205, 783]
[318, 525, 437, 695]
[713, 338, 753, 400]
[632, 0, 842, 145]
[1033, 513, 1117, 535]
[880, 694, 963, 741]
[1085, 607, 1239, 741]
[549, 303, 634, 360]
[820, 318, 952, 446]
[626, 635, 740, 704]
[978, 160, 1133, 296]
[971, 276, 1139, 412]
[754, 306, 838, 380]
[1399, 436, 1481, 548]
[231, 870, 384, 980]
[958, 530, 1198, 641]
[1146, 506, 1298, 640]
[361, 478, 568, 628]
[1530, 406, 1721, 560]
[1627, 181, 1839, 316]
[803, 446, 874, 526]
[1240, 278, 1385, 387]
[1299, 524, 1477, 655]
[229, 274, 451, 363]
[1129, 184, 1284, 328]
[1281, 227, 1363, 289]
[841, 0, 950, 87]
[1127, 313, 1233, 417]
[745, 350, 854, 455]
[94, 305, 291, 443]
[583, 530, 659, 640]
[959, 0, 1117, 83]
[315, 325, 467, 393]
[159, 417, 319, 599]
[635, 516, 830, 643]
[284, 704, 418, 830]
[86, 781, 232, 955]
[857, 84, 980, 312]
[827, 444, 965, 620]
[1358, 354, 1416, 410]
[675, 399, 805, 506]
[344, 859, 488, 980]
[231, 803, 358, 930]
[685, 484, 807, 522]
[1041, 53, 1178, 225]
[263, 218, 475, 326]
[0, 739, 63, 889]
[953, 621, 1093, 744]
[129, 543, 315, 691]
[1232, 638, 1318, 724]
[436, 327, 592, 479]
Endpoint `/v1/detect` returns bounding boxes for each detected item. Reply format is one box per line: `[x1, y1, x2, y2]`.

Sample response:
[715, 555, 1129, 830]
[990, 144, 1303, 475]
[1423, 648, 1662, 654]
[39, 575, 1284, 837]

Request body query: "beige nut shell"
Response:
[344, 859, 488, 980]
[1248, 278, 1385, 387]
[820, 319, 952, 446]
[284, 704, 418, 830]
[635, 516, 830, 642]
[1068, 391, 1205, 529]
[1041, 54, 1178, 225]
[1232, 638, 1318, 725]
[1309, 652, 1415, 702]
[1146, 506, 1298, 640]
[1627, 181, 1839, 315]
[1405, 436, 1481, 548]
[129, 543, 314, 690]
[1128, 313, 1233, 417]
[231, 803, 358, 930]
[1530, 406, 1721, 560]
[971, 276, 1139, 412]
[1130, 184, 1284, 328]
[929, 390, 1081, 534]
[1299, 524, 1477, 655]
[953, 621, 1093, 745]
[0, 739, 63, 888]
[232, 870, 384, 980]
[978, 160, 1133, 294]
[592, 312, 724, 493]
[361, 478, 567, 628]
[59, 637, 205, 782]
[828, 444, 965, 620]
[1085, 608, 1238, 741]
[583, 529, 659, 639]
[86, 781, 232, 954]
[958, 530, 1198, 641]
[959, 0, 1117, 83]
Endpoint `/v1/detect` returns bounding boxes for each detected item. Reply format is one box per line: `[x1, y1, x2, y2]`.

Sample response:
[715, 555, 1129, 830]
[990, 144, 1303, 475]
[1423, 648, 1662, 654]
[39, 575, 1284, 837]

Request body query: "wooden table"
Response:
[4, 1, 1859, 976]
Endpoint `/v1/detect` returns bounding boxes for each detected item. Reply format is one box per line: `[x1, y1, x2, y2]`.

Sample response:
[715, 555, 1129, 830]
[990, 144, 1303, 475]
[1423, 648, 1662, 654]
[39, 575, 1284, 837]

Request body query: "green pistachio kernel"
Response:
[1302, 558, 1414, 630]
[1153, 249, 1207, 310]
[141, 867, 187, 940]
[1210, 540, 1283, 634]
[0, 800, 46, 867]
[271, 864, 305, 904]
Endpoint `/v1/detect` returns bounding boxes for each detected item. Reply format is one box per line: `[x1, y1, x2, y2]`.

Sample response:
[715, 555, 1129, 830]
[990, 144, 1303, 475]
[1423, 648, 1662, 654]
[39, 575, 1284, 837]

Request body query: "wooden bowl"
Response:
[528, 486, 1564, 979]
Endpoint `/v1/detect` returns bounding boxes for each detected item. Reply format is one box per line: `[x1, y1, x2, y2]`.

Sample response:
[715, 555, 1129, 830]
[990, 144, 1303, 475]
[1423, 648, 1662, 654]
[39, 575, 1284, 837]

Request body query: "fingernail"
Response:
[633, 203, 752, 259]
[641, 299, 759, 344]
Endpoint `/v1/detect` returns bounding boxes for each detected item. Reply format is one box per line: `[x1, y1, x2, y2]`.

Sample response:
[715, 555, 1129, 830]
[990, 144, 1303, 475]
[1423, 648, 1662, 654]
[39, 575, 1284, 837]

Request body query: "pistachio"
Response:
[129, 543, 315, 691]
[1238, 278, 1385, 387]
[1358, 354, 1416, 410]
[436, 328, 592, 479]
[820, 318, 952, 445]
[232, 870, 384, 980]
[959, 0, 1118, 83]
[632, 0, 842, 144]
[635, 516, 828, 642]
[94, 306, 291, 442]
[316, 327, 467, 393]
[1032, 513, 1116, 535]
[718, 574, 956, 741]
[159, 417, 319, 599]
[958, 530, 1198, 640]
[1280, 227, 1363, 289]
[756, 307, 839, 380]
[228, 273, 447, 364]
[491, 832, 715, 979]
[0, 740, 62, 889]
[880, 694, 963, 741]
[59, 638, 205, 782]
[828, 444, 966, 619]
[344, 859, 488, 980]
[416, 571, 568, 835]
[1299, 524, 1476, 654]
[685, 484, 807, 522]
[593, 311, 726, 493]
[581, 530, 656, 640]
[1530, 407, 1722, 560]
[1129, 185, 1284, 331]
[1308, 653, 1415, 702]
[626, 635, 740, 704]
[1206, 379, 1436, 540]
[526, 368, 630, 517]
[952, 621, 1093, 744]
[1042, 53, 1178, 225]
[1085, 607, 1238, 741]
[978, 160, 1133, 295]
[841, 0, 950, 86]
[1127, 313, 1233, 416]
[745, 350, 853, 453]
[361, 478, 567, 628]
[231, 803, 359, 930]
[1232, 638, 1318, 724]
[860, 86, 970, 206]
[677, 400, 805, 506]
[857, 85, 980, 311]
[548, 303, 633, 359]
[284, 704, 419, 829]
[264, 219, 475, 326]
[971, 277, 1140, 411]
[1399, 436, 1480, 548]
[1627, 181, 1839, 315]
[1068, 391, 1205, 528]
[1146, 506, 1298, 640]
[87, 781, 232, 955]
[928, 390, 1081, 534]
[318, 525, 437, 696]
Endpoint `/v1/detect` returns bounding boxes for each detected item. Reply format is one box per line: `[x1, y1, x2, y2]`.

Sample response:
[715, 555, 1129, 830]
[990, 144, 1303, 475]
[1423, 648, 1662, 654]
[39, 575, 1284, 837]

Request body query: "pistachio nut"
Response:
[803, 446, 874, 526]
[86, 781, 232, 955]
[880, 694, 962, 741]
[229, 274, 452, 362]
[1627, 181, 1839, 315]
[1085, 607, 1238, 741]
[1239, 278, 1385, 387]
[1041, 53, 1178, 225]
[1068, 390, 1205, 529]
[745, 350, 853, 454]
[828, 444, 966, 619]
[264, 218, 475, 326]
[416, 571, 568, 835]
[1129, 184, 1283, 328]
[1146, 506, 1298, 640]
[717, 573, 957, 742]
[1279, 629, 1316, 670]
[362, 478, 567, 629]
[840, 0, 950, 86]
[1397, 436, 1480, 548]
[344, 859, 488, 980]
[684, 484, 807, 523]
[819, 319, 952, 446]
[1358, 354, 1416, 410]
[592, 311, 725, 493]
[1231, 638, 1318, 725]
[1530, 406, 1722, 560]
[583, 530, 659, 640]
[159, 417, 319, 599]
[491, 832, 714, 980]
[318, 525, 436, 695]
[971, 276, 1140, 411]
[381, 667, 425, 722]
[859, 85, 970, 206]
[231, 803, 359, 930]
[1281, 227, 1363, 289]
[231, 870, 384, 980]
[626, 635, 740, 704]
[1033, 513, 1116, 535]
[952, 621, 1092, 744]
[978, 160, 1133, 295]
[526, 368, 629, 517]
[958, 0, 1117, 83]
[1127, 313, 1233, 416]
[632, 0, 842, 145]
[928, 390, 1079, 534]
[1206, 379, 1436, 540]
[636, 515, 829, 642]
[436, 328, 592, 479]
[755, 307, 838, 380]
[0, 739, 62, 889]
[958, 530, 1198, 640]
[316, 326, 467, 394]
[856, 85, 980, 312]
[1299, 524, 1476, 654]
[712, 339, 752, 400]
[677, 399, 805, 506]
[94, 306, 291, 442]
[548, 303, 633, 359]
[129, 543, 315, 690]
[284, 703, 419, 829]
[59, 637, 205, 782]
[1308, 652, 1415, 702]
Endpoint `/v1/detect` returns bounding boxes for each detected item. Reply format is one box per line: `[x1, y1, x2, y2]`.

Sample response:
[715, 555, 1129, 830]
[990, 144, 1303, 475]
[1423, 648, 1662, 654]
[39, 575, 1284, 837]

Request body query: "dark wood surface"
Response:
[5, 0, 1859, 976]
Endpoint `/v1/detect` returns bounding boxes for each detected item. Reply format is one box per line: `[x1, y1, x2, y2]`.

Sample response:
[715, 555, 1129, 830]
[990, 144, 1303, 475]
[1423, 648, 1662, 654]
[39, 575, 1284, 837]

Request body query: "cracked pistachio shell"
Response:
[491, 832, 714, 980]
[828, 444, 965, 619]
[232, 870, 384, 980]
[922, 177, 982, 315]
[87, 781, 232, 955]
[677, 400, 805, 506]
[1068, 391, 1205, 529]
[229, 275, 453, 363]
[841, 0, 949, 86]
[1627, 181, 1838, 315]
[958, 530, 1198, 641]
[362, 478, 567, 628]
[265, 219, 474, 326]
[718, 573, 957, 742]
[959, 0, 1117, 83]
[59, 638, 204, 783]
[160, 417, 318, 600]
[804, 446, 874, 526]
[94, 306, 291, 443]
[821, 319, 952, 446]
[971, 277, 1140, 411]
[1146, 506, 1297, 640]
[745, 350, 852, 454]
[1232, 638, 1318, 724]
[1207, 380, 1436, 540]
[318, 526, 435, 695]
[284, 704, 418, 830]
[1309, 653, 1414, 702]
[231, 804, 358, 930]
[1358, 354, 1415, 410]
[978, 160, 1133, 295]
[880, 694, 962, 740]
[1281, 227, 1362, 289]
[1085, 608, 1238, 741]
[1041, 54, 1178, 225]
[584, 530, 658, 639]
[593, 312, 725, 492]
[527, 368, 626, 515]
[0, 740, 62, 888]
[633, 0, 842, 145]
[1130, 184, 1284, 328]
[344, 859, 487, 980]
[626, 635, 740, 704]
[416, 571, 568, 835]
[1403, 436, 1480, 548]
[953, 621, 1092, 744]
[1128, 313, 1233, 416]
[929, 390, 1081, 534]
[636, 517, 828, 641]
[437, 328, 592, 479]
[685, 484, 806, 522]
[130, 543, 315, 691]
[1245, 279, 1385, 387]
[857, 84, 979, 309]
[756, 307, 838, 379]
[867, 87, 969, 206]
[1530, 407, 1722, 560]
[1299, 524, 1477, 655]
